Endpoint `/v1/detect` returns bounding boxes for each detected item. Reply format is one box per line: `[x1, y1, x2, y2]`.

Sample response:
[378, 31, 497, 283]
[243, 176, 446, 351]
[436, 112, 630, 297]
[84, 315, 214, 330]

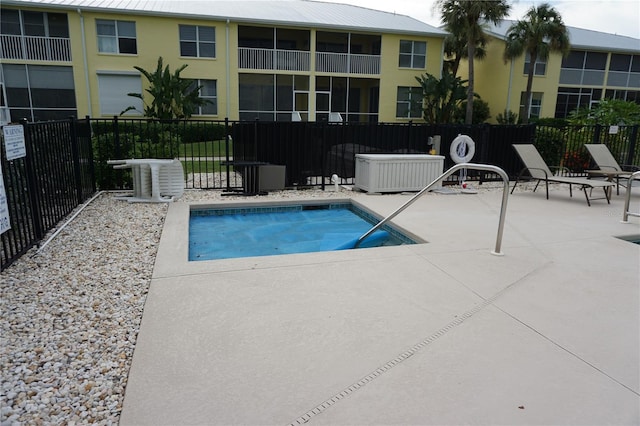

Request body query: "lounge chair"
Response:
[584, 144, 639, 195]
[511, 144, 615, 206]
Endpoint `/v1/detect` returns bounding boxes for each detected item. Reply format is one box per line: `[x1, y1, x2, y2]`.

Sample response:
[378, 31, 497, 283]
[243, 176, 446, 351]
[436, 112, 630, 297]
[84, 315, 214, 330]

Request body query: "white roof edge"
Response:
[2, 0, 448, 37]
[487, 20, 640, 54]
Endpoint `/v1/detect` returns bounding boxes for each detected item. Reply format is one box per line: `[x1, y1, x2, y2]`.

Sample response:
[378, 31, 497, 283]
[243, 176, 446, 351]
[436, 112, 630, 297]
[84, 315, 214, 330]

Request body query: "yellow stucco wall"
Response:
[379, 33, 444, 122]
[462, 35, 565, 122]
[3, 5, 444, 122]
[77, 12, 230, 118]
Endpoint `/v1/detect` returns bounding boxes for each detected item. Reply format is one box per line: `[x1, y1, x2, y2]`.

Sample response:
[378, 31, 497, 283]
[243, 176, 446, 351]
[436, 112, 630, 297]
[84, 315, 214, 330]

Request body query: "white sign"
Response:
[609, 125, 619, 134]
[0, 162, 10, 234]
[3, 125, 26, 160]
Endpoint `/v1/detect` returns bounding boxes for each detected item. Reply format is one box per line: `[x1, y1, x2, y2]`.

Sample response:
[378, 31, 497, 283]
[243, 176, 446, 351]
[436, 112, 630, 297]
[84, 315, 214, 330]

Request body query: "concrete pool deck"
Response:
[120, 184, 640, 425]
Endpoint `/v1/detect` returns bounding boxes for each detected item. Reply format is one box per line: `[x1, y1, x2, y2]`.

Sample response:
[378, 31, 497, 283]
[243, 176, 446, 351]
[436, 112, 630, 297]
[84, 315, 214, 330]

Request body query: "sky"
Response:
[319, 0, 640, 39]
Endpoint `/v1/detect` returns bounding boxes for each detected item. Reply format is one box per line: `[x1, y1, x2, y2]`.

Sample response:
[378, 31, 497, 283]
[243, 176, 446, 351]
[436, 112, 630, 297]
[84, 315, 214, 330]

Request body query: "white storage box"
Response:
[354, 154, 444, 193]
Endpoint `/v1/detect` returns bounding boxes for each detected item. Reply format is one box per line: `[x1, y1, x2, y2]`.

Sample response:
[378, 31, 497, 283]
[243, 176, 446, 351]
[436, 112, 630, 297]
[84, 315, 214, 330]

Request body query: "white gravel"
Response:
[0, 187, 354, 425]
[0, 182, 512, 425]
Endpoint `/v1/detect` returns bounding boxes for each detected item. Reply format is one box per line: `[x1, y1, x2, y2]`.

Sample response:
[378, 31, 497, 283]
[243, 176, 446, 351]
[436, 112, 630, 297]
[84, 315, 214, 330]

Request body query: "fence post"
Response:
[112, 115, 121, 159]
[626, 125, 638, 166]
[224, 117, 231, 192]
[86, 116, 97, 193]
[21, 119, 44, 240]
[593, 124, 602, 144]
[69, 116, 84, 204]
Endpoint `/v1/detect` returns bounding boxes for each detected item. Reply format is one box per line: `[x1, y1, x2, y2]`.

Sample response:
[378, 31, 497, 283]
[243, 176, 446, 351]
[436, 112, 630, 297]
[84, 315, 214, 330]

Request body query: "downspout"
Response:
[225, 19, 230, 118]
[77, 9, 92, 116]
[506, 58, 514, 116]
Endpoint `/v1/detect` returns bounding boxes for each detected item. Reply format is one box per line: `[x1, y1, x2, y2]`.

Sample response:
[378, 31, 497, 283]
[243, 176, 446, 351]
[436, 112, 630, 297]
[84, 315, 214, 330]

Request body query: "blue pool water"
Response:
[189, 203, 415, 261]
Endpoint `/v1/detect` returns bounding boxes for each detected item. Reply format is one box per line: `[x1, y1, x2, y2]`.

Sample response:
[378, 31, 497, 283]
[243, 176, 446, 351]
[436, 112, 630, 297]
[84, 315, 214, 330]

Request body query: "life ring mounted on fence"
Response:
[450, 134, 475, 163]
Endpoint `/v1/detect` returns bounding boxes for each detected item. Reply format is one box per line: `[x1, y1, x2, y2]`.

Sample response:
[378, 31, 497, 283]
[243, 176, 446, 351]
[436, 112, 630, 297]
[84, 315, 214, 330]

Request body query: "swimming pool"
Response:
[189, 202, 417, 261]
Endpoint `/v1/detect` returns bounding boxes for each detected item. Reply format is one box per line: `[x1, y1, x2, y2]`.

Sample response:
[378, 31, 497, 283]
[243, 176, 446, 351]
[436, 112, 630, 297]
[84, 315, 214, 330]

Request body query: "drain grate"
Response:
[289, 299, 490, 425]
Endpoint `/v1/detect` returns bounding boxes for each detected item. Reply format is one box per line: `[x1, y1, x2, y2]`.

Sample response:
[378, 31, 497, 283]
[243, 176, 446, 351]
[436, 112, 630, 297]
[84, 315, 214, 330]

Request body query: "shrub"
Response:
[534, 126, 565, 167]
[562, 149, 591, 172]
[457, 98, 491, 124]
[496, 110, 518, 124]
[531, 117, 569, 127]
[92, 126, 181, 189]
[179, 122, 225, 143]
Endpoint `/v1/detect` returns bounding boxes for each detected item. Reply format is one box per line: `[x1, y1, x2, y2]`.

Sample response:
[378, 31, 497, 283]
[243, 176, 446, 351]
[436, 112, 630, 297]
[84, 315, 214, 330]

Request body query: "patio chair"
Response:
[139, 159, 185, 200]
[584, 144, 639, 195]
[511, 144, 615, 206]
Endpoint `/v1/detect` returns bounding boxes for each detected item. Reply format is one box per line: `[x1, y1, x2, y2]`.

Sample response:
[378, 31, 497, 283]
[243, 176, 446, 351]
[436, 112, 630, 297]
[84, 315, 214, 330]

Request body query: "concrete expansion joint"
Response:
[288, 295, 496, 425]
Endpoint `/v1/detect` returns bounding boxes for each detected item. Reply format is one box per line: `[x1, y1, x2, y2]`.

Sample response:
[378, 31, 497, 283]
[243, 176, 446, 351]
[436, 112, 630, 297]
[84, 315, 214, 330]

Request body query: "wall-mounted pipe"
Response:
[77, 9, 92, 116]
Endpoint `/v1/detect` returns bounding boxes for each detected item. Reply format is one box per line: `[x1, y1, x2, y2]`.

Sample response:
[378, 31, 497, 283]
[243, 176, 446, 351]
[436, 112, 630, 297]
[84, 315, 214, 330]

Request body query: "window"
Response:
[519, 92, 543, 120]
[191, 79, 217, 115]
[524, 52, 546, 76]
[605, 89, 640, 104]
[396, 87, 422, 118]
[607, 54, 640, 88]
[97, 73, 142, 115]
[399, 40, 426, 69]
[96, 20, 137, 54]
[179, 25, 215, 58]
[560, 50, 606, 85]
[1, 63, 76, 121]
[1, 9, 21, 35]
[554, 87, 602, 118]
[1, 9, 69, 37]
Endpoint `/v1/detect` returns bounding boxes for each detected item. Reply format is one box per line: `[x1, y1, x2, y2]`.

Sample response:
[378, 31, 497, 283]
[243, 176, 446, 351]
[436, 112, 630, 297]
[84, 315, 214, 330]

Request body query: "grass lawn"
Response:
[178, 140, 232, 158]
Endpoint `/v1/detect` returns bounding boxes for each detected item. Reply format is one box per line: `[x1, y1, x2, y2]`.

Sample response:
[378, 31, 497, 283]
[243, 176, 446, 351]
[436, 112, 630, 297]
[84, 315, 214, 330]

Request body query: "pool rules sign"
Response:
[0, 124, 25, 234]
[0, 161, 9, 234]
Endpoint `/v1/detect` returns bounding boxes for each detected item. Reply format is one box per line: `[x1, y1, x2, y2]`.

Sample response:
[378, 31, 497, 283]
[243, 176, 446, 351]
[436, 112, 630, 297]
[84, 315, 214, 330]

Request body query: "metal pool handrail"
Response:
[621, 171, 640, 223]
[354, 163, 510, 256]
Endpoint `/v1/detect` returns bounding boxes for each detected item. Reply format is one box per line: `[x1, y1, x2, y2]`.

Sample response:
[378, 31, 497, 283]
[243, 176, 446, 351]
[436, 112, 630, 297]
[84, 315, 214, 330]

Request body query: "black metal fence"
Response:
[1, 117, 95, 271]
[91, 118, 639, 190]
[231, 121, 538, 186]
[4, 117, 637, 269]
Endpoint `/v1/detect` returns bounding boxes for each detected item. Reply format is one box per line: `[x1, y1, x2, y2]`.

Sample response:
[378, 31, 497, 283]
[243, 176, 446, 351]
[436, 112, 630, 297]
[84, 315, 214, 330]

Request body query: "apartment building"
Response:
[0, 0, 447, 124]
[470, 20, 640, 122]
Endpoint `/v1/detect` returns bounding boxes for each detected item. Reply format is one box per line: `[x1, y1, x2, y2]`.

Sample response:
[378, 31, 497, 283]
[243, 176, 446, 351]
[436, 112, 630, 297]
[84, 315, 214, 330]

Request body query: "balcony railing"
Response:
[1, 34, 72, 62]
[316, 52, 380, 75]
[238, 47, 381, 75]
[238, 47, 310, 71]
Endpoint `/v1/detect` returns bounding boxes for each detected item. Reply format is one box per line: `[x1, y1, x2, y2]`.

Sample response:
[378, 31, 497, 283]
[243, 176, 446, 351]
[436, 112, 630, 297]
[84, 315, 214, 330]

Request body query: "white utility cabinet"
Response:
[354, 154, 445, 193]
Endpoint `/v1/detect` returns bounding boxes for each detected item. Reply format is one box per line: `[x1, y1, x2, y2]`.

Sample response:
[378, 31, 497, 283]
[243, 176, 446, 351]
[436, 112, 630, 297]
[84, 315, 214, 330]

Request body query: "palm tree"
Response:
[442, 20, 488, 78]
[122, 56, 208, 119]
[438, 0, 511, 124]
[504, 3, 570, 124]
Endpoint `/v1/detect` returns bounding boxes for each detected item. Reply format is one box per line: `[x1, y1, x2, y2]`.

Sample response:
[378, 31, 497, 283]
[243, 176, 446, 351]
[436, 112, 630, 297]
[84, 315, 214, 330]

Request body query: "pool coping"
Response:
[153, 197, 425, 279]
[125, 188, 640, 425]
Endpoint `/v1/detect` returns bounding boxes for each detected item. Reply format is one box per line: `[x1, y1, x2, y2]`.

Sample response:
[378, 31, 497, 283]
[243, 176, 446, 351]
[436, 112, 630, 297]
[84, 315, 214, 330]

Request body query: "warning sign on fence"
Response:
[0, 162, 10, 234]
[3, 124, 26, 161]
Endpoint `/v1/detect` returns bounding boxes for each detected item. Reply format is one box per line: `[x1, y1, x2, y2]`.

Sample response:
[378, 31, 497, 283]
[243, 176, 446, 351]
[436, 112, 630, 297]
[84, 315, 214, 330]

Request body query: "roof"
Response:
[3, 0, 448, 37]
[488, 20, 640, 54]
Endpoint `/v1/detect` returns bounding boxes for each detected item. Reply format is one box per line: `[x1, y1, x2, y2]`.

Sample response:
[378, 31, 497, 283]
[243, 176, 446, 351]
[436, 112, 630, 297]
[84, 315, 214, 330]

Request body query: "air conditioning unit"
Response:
[354, 154, 445, 193]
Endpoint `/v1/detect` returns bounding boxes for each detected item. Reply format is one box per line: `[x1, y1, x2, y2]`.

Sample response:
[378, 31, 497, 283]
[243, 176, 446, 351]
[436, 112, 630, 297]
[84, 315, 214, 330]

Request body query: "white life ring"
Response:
[450, 134, 475, 163]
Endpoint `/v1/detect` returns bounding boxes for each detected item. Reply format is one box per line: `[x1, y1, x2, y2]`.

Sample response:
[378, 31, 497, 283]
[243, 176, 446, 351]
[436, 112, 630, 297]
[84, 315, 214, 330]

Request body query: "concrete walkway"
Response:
[120, 184, 640, 425]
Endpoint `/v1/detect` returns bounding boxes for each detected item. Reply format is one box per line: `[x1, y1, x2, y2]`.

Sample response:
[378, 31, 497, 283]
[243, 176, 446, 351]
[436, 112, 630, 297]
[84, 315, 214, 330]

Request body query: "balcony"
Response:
[315, 52, 380, 75]
[238, 47, 381, 75]
[238, 47, 310, 72]
[1, 34, 72, 62]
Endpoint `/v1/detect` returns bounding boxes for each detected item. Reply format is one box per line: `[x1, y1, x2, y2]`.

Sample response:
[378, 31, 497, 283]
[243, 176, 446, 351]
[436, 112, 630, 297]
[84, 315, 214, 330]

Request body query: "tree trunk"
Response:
[522, 53, 536, 125]
[466, 41, 475, 124]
